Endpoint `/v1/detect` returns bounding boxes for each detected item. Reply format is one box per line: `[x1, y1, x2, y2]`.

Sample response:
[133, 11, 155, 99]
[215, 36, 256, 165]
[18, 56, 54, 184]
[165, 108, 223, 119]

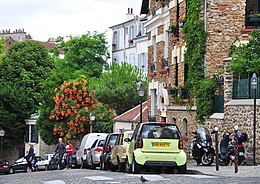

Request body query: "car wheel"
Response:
[110, 162, 117, 172]
[132, 156, 141, 174]
[178, 163, 187, 174]
[125, 157, 131, 173]
[201, 153, 214, 166]
[26, 166, 31, 172]
[9, 168, 14, 174]
[118, 158, 124, 172]
[90, 159, 96, 170]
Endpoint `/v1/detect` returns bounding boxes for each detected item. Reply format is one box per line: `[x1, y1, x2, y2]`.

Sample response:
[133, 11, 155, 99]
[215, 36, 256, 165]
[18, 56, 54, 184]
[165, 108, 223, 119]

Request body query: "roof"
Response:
[114, 101, 148, 123]
[36, 40, 56, 50]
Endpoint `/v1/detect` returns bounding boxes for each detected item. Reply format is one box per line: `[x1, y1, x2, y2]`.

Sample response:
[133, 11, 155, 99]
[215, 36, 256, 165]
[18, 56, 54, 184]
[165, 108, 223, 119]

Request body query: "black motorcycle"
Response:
[219, 130, 247, 166]
[190, 127, 215, 166]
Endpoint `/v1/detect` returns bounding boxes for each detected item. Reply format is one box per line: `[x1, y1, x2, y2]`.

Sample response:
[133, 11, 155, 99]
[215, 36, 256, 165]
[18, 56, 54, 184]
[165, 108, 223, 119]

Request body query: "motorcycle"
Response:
[190, 127, 215, 166]
[218, 129, 247, 166]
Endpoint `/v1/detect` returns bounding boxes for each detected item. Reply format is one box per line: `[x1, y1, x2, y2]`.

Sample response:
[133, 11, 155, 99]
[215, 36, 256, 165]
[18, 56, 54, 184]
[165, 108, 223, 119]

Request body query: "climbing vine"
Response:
[183, 0, 215, 122]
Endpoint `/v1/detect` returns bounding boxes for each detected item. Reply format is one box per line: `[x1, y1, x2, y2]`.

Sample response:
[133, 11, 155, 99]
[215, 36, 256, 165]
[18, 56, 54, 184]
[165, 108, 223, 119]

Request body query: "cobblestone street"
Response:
[1, 163, 260, 184]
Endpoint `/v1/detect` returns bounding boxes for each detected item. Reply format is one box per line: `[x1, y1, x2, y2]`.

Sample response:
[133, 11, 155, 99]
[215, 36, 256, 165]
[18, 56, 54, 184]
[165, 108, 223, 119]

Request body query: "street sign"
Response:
[251, 73, 257, 90]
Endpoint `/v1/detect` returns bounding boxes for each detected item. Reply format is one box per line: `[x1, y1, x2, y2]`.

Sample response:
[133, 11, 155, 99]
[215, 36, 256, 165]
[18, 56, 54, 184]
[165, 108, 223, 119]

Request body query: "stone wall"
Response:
[206, 0, 245, 76]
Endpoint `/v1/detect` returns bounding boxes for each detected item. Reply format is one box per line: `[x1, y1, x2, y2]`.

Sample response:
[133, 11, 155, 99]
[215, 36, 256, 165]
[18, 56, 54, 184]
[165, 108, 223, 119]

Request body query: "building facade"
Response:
[141, 0, 260, 162]
[110, 8, 148, 73]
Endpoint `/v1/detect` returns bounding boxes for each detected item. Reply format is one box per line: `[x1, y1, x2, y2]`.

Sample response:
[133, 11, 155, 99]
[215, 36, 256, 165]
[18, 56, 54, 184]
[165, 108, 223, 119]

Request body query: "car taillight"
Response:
[137, 137, 143, 148]
[122, 147, 126, 153]
[237, 144, 243, 148]
[95, 147, 103, 152]
[105, 145, 111, 153]
[179, 139, 183, 149]
[84, 149, 87, 155]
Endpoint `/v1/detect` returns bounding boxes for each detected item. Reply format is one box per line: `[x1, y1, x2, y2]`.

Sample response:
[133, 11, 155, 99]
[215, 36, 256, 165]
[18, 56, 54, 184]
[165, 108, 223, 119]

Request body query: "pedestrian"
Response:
[27, 144, 34, 171]
[55, 138, 66, 169]
[66, 141, 74, 169]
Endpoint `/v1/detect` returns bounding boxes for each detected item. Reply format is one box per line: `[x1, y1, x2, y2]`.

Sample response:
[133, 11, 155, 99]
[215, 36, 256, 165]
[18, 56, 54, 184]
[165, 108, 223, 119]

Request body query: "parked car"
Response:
[35, 154, 53, 171]
[0, 159, 9, 174]
[124, 122, 187, 174]
[9, 156, 41, 174]
[100, 133, 119, 170]
[76, 133, 107, 168]
[86, 139, 105, 169]
[111, 131, 133, 172]
[48, 152, 66, 170]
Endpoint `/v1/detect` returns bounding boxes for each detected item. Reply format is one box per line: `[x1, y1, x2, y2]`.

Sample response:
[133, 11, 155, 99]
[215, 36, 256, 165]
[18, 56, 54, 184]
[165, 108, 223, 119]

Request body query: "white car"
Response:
[35, 154, 53, 171]
[76, 133, 108, 168]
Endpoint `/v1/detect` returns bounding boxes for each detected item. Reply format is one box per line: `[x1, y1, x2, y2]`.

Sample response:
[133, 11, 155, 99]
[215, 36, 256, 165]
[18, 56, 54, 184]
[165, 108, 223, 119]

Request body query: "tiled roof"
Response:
[114, 101, 148, 122]
[36, 41, 56, 50]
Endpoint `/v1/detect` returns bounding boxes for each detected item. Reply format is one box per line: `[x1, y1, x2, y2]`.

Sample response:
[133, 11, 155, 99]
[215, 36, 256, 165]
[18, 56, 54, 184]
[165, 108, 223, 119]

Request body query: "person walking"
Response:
[55, 138, 66, 169]
[66, 141, 74, 169]
[27, 144, 34, 171]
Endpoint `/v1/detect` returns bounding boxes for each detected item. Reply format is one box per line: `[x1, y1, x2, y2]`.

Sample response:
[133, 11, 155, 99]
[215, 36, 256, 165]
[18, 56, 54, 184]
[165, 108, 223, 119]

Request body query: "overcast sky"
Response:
[0, 0, 142, 44]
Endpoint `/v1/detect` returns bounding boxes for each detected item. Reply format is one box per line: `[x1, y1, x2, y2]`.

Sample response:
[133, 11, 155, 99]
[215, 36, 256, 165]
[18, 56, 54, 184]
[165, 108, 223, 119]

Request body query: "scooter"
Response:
[190, 127, 215, 166]
[218, 129, 247, 166]
[218, 131, 234, 166]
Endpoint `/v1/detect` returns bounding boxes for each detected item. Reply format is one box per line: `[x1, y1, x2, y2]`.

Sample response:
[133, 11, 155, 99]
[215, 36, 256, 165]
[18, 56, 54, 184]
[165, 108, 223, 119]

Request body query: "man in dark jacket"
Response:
[55, 138, 66, 169]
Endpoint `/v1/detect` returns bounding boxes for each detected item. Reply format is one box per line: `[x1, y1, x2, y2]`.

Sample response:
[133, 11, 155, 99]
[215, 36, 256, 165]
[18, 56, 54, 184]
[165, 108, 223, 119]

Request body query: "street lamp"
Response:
[251, 73, 257, 166]
[137, 83, 146, 124]
[0, 129, 5, 157]
[89, 113, 96, 133]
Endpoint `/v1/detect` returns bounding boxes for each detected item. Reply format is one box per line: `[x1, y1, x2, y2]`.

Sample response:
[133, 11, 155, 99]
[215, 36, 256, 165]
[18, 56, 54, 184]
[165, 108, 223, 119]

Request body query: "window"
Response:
[153, 36, 157, 70]
[172, 117, 177, 124]
[25, 124, 39, 143]
[174, 57, 178, 86]
[138, 53, 148, 70]
[142, 124, 180, 139]
[183, 118, 188, 137]
[151, 89, 158, 117]
[246, 0, 260, 28]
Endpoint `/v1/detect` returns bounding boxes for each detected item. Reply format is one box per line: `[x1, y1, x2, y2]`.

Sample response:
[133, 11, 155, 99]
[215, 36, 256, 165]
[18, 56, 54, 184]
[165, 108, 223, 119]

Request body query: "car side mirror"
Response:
[124, 138, 131, 143]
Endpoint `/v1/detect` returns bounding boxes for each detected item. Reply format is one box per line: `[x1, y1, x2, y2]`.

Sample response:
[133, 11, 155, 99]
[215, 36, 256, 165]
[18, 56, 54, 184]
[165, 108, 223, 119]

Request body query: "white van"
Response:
[76, 133, 108, 168]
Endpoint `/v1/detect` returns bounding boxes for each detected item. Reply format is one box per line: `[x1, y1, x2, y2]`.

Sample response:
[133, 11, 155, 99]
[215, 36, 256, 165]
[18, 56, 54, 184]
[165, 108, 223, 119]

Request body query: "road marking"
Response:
[127, 174, 170, 181]
[85, 176, 114, 181]
[43, 180, 66, 184]
[184, 175, 219, 179]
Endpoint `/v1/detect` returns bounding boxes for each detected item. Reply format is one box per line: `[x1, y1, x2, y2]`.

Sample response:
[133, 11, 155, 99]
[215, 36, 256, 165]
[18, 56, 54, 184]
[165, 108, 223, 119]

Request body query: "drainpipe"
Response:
[203, 0, 207, 78]
[123, 24, 126, 62]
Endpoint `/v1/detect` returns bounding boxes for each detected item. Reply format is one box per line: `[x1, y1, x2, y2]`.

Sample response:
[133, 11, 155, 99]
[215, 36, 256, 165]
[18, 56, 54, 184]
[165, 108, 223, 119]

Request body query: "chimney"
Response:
[126, 7, 134, 20]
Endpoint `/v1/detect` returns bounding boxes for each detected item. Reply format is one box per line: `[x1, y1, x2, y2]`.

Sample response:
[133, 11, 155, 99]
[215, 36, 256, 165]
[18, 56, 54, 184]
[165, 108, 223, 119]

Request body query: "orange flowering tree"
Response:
[49, 76, 114, 140]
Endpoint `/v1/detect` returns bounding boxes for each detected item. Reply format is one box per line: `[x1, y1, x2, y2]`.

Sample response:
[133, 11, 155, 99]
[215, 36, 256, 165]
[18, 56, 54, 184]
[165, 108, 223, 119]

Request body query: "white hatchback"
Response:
[35, 154, 53, 171]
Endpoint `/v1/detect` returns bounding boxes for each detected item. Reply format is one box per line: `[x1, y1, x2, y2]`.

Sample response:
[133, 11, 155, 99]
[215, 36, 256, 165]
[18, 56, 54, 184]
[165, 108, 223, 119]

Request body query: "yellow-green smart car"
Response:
[124, 122, 187, 174]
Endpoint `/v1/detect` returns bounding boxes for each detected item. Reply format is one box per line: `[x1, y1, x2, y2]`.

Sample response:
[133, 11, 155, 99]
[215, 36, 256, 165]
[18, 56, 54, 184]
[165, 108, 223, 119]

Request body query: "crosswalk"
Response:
[43, 174, 218, 183]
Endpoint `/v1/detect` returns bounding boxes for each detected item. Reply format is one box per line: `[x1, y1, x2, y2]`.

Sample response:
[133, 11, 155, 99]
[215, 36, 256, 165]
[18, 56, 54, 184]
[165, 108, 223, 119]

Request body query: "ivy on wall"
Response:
[182, 0, 216, 123]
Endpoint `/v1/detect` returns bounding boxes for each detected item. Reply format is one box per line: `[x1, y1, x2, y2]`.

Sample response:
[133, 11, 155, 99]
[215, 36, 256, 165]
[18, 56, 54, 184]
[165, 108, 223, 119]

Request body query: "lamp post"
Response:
[214, 127, 219, 171]
[89, 113, 96, 133]
[251, 73, 257, 166]
[0, 129, 5, 157]
[137, 83, 146, 124]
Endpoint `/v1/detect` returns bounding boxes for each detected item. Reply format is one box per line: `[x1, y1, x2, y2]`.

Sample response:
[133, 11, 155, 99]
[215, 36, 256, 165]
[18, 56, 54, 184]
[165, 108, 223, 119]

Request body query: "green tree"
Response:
[0, 83, 35, 146]
[52, 31, 110, 78]
[230, 30, 260, 76]
[94, 62, 147, 115]
[0, 40, 54, 106]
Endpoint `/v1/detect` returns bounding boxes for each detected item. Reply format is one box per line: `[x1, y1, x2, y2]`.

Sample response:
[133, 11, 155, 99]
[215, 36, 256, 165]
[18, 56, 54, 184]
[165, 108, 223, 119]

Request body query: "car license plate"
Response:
[152, 142, 169, 147]
[238, 152, 244, 156]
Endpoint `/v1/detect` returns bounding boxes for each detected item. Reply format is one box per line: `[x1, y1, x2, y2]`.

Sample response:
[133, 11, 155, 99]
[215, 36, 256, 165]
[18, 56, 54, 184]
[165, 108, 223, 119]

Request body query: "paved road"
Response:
[1, 167, 260, 184]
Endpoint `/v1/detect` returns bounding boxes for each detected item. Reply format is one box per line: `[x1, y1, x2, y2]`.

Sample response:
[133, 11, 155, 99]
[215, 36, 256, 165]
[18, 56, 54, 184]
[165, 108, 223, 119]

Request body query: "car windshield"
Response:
[98, 140, 105, 147]
[41, 155, 48, 160]
[108, 135, 117, 147]
[141, 124, 180, 139]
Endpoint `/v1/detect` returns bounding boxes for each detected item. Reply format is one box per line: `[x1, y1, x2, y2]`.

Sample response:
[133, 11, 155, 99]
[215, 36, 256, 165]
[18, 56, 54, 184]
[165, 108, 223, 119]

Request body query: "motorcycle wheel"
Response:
[218, 158, 229, 166]
[201, 153, 214, 166]
[238, 156, 245, 166]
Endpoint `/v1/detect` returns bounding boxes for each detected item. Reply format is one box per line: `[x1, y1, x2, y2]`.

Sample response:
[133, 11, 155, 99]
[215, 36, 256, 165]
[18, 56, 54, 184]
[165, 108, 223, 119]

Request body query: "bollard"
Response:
[214, 127, 219, 171]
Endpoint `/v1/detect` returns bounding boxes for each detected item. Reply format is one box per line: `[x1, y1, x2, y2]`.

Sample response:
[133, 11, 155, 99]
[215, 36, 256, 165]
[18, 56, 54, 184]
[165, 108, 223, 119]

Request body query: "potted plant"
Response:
[169, 24, 178, 36]
[178, 17, 186, 28]
[248, 13, 260, 24]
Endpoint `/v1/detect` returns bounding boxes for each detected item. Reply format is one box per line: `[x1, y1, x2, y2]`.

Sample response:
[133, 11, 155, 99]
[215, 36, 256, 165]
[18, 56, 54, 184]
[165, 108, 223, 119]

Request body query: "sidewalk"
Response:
[188, 161, 260, 177]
